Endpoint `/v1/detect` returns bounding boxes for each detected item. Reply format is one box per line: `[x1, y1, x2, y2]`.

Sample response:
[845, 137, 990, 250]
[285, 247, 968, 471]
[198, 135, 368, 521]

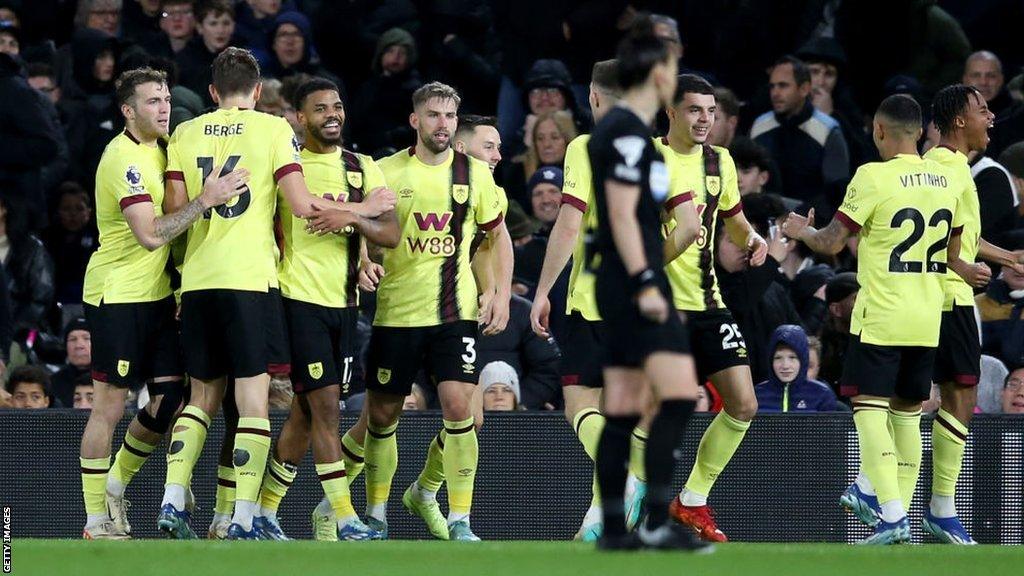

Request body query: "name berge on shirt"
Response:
[204, 123, 245, 136]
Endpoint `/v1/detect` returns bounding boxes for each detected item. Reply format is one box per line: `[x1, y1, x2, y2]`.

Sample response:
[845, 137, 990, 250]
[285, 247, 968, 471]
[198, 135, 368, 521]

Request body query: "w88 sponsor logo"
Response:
[407, 235, 456, 256]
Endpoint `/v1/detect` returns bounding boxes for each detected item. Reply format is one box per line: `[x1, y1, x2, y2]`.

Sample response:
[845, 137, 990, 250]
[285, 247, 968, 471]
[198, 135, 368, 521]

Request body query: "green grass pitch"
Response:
[10, 540, 1024, 576]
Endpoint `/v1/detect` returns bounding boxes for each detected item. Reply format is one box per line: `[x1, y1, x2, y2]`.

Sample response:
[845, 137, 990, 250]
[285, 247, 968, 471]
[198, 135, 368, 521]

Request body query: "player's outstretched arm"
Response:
[278, 171, 389, 221]
[978, 238, 1024, 274]
[780, 208, 850, 255]
[131, 167, 250, 250]
[663, 197, 699, 264]
[353, 208, 400, 248]
[725, 210, 768, 266]
[530, 203, 583, 337]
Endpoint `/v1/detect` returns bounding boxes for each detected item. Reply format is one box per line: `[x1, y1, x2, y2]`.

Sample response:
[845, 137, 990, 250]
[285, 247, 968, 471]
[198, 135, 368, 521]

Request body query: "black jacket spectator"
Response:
[350, 27, 422, 156]
[50, 316, 90, 408]
[0, 53, 60, 228]
[977, 277, 1024, 368]
[1, 196, 55, 334]
[988, 103, 1024, 160]
[751, 99, 850, 217]
[0, 265, 11, 363]
[420, 0, 501, 116]
[718, 255, 803, 383]
[176, 34, 226, 108]
[56, 28, 121, 192]
[478, 295, 562, 410]
[311, 0, 418, 94]
[491, 0, 626, 87]
[44, 183, 98, 306]
[120, 0, 163, 47]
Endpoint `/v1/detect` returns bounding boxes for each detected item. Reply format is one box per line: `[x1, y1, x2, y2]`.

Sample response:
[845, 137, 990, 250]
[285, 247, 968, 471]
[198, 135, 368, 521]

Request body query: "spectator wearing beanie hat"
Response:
[51, 316, 92, 408]
[350, 27, 422, 156]
[259, 11, 341, 91]
[527, 166, 563, 232]
[475, 360, 521, 411]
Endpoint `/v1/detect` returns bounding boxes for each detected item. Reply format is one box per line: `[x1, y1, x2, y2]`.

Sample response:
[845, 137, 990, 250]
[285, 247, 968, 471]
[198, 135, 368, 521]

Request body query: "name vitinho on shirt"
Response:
[899, 172, 948, 188]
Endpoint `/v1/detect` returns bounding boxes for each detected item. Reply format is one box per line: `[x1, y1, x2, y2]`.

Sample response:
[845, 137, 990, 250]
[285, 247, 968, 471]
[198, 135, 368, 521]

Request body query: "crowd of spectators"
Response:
[3, 0, 1024, 416]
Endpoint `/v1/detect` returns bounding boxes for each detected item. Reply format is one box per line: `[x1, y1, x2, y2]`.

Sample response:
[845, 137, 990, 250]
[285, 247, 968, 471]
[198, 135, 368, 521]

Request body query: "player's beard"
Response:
[419, 129, 451, 154]
[308, 120, 343, 148]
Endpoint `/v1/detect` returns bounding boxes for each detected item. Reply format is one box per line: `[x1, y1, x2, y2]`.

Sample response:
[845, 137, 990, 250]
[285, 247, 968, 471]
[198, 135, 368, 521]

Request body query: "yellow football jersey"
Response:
[83, 131, 173, 306]
[655, 139, 741, 312]
[166, 108, 302, 293]
[374, 148, 503, 327]
[560, 135, 601, 321]
[923, 145, 980, 310]
[837, 154, 964, 347]
[278, 148, 386, 308]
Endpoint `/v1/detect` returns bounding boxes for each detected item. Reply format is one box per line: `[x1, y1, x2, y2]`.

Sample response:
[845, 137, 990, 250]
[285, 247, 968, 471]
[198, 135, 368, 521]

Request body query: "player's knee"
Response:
[728, 396, 757, 422]
[367, 397, 402, 428]
[96, 398, 125, 426]
[141, 383, 186, 435]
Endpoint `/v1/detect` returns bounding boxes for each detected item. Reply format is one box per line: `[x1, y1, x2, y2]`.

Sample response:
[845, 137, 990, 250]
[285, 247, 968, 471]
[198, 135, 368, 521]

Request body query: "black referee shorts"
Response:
[595, 271, 690, 369]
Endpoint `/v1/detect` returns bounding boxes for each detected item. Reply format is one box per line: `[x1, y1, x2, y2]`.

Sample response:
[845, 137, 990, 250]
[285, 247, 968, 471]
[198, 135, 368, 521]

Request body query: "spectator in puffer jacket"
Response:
[755, 324, 841, 412]
[976, 265, 1024, 368]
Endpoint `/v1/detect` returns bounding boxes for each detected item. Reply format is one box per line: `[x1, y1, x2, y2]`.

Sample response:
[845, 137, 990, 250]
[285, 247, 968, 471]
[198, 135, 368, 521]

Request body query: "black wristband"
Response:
[631, 268, 658, 295]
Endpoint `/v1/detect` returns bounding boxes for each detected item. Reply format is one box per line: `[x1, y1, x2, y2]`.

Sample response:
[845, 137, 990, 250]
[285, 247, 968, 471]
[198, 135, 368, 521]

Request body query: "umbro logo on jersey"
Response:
[399, 188, 414, 199]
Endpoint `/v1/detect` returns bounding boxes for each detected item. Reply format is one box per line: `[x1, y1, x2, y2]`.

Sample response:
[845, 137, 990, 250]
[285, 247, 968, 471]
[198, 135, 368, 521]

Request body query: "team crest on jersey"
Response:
[347, 171, 363, 190]
[705, 175, 721, 197]
[453, 184, 469, 205]
[377, 368, 392, 385]
[117, 359, 130, 377]
[308, 362, 324, 380]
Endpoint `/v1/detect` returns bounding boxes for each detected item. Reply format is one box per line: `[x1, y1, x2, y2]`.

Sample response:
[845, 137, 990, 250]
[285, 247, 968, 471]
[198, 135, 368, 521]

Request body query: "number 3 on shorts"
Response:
[720, 323, 746, 350]
[461, 337, 477, 364]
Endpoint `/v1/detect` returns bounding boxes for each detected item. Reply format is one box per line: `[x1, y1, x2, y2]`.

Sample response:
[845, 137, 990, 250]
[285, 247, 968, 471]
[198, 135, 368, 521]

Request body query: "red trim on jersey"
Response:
[91, 370, 109, 383]
[119, 194, 153, 210]
[165, 170, 184, 181]
[561, 374, 581, 387]
[938, 144, 959, 154]
[835, 210, 861, 233]
[479, 212, 504, 232]
[951, 225, 964, 237]
[561, 194, 588, 213]
[720, 201, 743, 218]
[123, 129, 141, 145]
[664, 191, 694, 213]
[274, 163, 302, 182]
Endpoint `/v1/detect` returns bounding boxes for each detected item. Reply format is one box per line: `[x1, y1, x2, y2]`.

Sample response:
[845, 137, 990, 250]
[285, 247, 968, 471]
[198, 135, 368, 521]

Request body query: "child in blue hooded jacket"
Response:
[755, 324, 841, 412]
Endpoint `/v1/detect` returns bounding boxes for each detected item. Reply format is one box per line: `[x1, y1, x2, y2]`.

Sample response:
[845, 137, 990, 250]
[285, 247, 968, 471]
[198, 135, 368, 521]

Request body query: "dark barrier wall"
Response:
[1, 411, 1022, 543]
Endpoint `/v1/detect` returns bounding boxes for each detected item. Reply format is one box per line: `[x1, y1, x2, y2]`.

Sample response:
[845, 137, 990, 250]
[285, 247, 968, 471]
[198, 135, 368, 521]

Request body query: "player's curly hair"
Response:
[115, 67, 167, 107]
[932, 84, 983, 136]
